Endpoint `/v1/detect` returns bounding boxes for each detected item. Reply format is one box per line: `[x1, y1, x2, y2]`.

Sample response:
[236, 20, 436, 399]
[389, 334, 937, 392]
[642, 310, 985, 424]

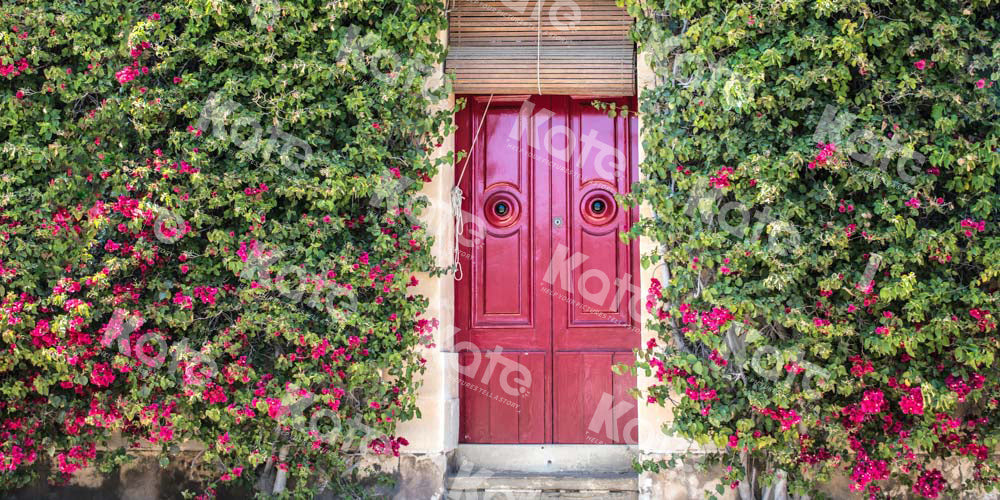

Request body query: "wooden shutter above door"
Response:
[446, 0, 635, 95]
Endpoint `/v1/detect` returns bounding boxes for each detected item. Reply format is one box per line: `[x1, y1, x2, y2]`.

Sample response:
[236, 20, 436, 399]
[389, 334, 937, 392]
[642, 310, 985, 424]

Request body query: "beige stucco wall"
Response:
[393, 16, 460, 455]
[634, 40, 690, 457]
[394, 103, 460, 453]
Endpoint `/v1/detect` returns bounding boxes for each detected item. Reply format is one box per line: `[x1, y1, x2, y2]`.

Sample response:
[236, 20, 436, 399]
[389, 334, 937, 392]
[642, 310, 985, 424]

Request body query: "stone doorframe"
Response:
[388, 19, 719, 499]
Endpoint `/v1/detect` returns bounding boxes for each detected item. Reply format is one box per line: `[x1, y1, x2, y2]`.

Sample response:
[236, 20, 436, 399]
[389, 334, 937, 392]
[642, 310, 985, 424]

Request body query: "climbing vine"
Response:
[1, 0, 450, 496]
[628, 0, 999, 498]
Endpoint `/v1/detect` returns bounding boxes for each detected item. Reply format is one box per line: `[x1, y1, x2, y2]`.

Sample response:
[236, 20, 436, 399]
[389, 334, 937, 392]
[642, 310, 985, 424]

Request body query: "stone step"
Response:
[446, 472, 638, 500]
[447, 492, 637, 500]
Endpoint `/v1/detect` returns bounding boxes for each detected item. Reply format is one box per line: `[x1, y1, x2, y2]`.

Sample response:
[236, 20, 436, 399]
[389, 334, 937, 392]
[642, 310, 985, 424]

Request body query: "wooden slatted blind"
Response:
[446, 0, 635, 95]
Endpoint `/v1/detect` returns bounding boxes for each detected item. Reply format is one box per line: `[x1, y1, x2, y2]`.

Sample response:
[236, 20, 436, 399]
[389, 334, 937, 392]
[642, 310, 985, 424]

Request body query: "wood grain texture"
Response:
[446, 0, 635, 95]
[456, 96, 638, 444]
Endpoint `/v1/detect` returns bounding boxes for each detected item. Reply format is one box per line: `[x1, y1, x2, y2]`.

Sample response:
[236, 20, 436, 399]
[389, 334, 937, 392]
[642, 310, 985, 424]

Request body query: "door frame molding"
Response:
[393, 47, 681, 474]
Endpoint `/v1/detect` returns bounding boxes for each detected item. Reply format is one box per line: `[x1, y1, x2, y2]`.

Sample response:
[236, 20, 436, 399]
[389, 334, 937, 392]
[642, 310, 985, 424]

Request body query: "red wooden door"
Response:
[455, 95, 639, 444]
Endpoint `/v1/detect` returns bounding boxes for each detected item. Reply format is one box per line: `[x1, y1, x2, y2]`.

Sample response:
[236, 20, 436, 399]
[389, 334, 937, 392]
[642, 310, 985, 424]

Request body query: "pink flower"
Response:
[173, 292, 193, 310]
[850, 356, 873, 377]
[203, 385, 228, 404]
[809, 142, 837, 169]
[860, 389, 885, 414]
[913, 469, 945, 499]
[173, 76, 183, 84]
[193, 286, 218, 305]
[900, 387, 924, 415]
[91, 363, 116, 387]
[785, 362, 804, 374]
[976, 79, 986, 89]
[700, 307, 733, 332]
[960, 219, 986, 237]
[757, 406, 800, 430]
[914, 59, 927, 70]
[266, 398, 285, 419]
[115, 66, 139, 84]
[709, 166, 734, 189]
[709, 349, 728, 367]
[905, 197, 920, 208]
[727, 434, 739, 448]
[850, 458, 889, 492]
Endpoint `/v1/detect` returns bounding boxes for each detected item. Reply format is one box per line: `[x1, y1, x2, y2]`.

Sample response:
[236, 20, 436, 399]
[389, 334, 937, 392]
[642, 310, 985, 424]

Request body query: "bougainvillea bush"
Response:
[1, 0, 449, 496]
[628, 0, 998, 498]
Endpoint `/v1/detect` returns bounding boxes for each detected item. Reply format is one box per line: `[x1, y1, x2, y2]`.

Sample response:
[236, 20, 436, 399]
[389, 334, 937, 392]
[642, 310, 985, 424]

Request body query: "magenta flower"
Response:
[90, 363, 116, 387]
[115, 66, 139, 84]
[900, 387, 924, 415]
[727, 434, 739, 448]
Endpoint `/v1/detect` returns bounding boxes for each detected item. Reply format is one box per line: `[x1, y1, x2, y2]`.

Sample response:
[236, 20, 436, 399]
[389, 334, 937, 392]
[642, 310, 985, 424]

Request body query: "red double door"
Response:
[455, 95, 639, 444]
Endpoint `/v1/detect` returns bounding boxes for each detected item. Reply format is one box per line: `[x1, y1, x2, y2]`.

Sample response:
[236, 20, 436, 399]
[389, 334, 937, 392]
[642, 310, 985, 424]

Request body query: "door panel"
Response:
[552, 352, 637, 444]
[456, 95, 637, 444]
[457, 95, 552, 443]
[458, 350, 549, 443]
[553, 97, 640, 351]
[473, 102, 535, 329]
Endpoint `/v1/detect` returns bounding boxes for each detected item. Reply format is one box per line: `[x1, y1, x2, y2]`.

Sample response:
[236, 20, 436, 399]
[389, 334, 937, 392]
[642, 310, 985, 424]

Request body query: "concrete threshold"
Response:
[452, 444, 637, 474]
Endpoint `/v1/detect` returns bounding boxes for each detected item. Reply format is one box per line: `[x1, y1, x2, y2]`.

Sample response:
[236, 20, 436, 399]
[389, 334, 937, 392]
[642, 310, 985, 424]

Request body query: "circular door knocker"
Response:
[580, 189, 617, 225]
[484, 191, 521, 228]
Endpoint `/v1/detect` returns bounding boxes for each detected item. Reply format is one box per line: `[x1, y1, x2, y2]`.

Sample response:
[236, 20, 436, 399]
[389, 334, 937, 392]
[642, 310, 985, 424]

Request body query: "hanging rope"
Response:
[452, 93, 494, 281]
[536, 0, 542, 95]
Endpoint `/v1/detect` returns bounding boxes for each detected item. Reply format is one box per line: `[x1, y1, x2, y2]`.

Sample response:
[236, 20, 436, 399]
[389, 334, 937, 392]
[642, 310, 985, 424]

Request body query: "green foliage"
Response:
[0, 0, 450, 496]
[629, 0, 999, 497]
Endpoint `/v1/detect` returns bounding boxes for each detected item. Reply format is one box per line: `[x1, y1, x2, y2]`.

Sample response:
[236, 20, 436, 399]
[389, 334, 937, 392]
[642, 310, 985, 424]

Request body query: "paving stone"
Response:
[543, 491, 637, 499]
[484, 489, 543, 500]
